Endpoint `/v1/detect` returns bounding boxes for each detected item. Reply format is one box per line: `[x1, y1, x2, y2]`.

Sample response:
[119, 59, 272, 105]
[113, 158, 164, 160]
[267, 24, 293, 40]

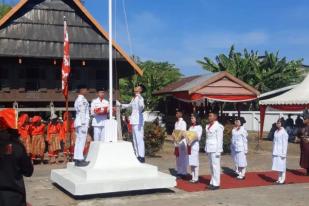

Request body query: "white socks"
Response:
[191, 166, 199, 181]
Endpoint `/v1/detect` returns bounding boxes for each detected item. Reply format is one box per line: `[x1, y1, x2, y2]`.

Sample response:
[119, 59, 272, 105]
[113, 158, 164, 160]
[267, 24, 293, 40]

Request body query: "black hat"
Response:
[77, 84, 87, 90]
[96, 87, 105, 92]
[136, 83, 146, 92]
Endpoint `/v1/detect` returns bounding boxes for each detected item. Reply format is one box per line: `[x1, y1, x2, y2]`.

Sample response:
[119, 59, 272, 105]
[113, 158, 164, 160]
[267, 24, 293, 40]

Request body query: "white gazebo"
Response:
[259, 74, 309, 138]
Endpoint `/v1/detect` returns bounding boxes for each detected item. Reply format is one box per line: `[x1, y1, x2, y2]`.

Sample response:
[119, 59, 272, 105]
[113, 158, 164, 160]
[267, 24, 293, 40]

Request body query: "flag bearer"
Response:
[174, 110, 188, 178]
[90, 88, 109, 142]
[272, 118, 289, 184]
[30, 116, 46, 162]
[121, 85, 145, 163]
[205, 112, 224, 190]
[188, 114, 202, 183]
[73, 85, 90, 167]
[231, 118, 248, 180]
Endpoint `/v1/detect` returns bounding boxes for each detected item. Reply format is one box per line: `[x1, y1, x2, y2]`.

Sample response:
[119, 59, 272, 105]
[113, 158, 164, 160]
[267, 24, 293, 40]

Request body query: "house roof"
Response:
[0, 0, 142, 75]
[260, 74, 309, 105]
[154, 71, 260, 100]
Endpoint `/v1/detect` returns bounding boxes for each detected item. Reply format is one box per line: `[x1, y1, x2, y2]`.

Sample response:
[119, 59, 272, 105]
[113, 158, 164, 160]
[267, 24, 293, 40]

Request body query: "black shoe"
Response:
[137, 156, 145, 163]
[208, 185, 220, 190]
[75, 160, 90, 167]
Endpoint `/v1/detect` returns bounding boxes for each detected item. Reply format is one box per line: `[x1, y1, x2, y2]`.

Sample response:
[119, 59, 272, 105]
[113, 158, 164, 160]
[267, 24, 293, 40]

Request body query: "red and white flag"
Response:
[62, 19, 70, 98]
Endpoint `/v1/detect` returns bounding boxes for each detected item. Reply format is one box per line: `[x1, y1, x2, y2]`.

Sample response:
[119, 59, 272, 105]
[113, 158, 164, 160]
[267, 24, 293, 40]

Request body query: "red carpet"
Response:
[177, 169, 309, 192]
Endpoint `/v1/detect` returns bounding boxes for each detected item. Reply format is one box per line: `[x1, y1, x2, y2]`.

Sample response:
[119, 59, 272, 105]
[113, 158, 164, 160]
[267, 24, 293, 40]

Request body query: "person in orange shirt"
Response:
[60, 112, 75, 161]
[30, 116, 46, 162]
[18, 113, 31, 156]
[47, 114, 61, 164]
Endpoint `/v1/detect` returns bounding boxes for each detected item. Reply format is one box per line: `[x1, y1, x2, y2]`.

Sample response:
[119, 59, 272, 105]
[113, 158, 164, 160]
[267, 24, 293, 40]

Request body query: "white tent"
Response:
[260, 74, 309, 105]
[259, 74, 309, 138]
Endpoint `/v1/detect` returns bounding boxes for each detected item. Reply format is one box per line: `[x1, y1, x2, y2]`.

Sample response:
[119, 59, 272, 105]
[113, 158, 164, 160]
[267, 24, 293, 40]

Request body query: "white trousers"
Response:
[93, 126, 105, 142]
[208, 152, 221, 186]
[73, 126, 87, 160]
[237, 167, 246, 178]
[278, 171, 286, 183]
[191, 166, 199, 181]
[132, 124, 145, 158]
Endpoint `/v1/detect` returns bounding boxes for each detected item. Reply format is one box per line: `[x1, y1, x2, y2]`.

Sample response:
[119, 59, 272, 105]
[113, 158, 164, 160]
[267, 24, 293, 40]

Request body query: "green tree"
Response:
[0, 3, 11, 19]
[120, 60, 182, 110]
[197, 45, 303, 93]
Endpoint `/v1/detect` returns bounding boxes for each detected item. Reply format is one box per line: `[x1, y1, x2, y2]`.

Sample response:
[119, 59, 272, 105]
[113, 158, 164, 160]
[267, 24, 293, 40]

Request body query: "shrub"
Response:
[123, 120, 167, 156]
[144, 121, 167, 156]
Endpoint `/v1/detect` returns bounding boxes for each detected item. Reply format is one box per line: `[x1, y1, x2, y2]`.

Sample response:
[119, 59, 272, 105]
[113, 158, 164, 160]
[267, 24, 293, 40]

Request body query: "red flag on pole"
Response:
[62, 18, 70, 98]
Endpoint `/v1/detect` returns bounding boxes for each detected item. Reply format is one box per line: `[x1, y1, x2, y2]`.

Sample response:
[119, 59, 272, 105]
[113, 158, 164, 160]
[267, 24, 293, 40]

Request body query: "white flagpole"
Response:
[108, 0, 113, 120]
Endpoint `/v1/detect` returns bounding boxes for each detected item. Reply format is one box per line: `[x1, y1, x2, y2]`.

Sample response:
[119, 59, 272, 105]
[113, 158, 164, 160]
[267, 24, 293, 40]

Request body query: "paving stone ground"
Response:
[25, 136, 309, 206]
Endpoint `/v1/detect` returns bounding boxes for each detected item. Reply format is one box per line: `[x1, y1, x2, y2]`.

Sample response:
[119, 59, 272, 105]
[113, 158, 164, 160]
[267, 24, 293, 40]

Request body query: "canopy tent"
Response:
[154, 71, 260, 102]
[259, 74, 309, 138]
[154, 71, 260, 117]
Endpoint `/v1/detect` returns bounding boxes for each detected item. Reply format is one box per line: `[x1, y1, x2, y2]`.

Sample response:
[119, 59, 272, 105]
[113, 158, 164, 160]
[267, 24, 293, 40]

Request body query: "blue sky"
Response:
[84, 0, 309, 76]
[9, 0, 309, 75]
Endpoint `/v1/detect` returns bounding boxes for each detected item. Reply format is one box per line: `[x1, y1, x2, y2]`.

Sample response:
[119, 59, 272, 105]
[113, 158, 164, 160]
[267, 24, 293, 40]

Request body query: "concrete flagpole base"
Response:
[50, 141, 176, 196]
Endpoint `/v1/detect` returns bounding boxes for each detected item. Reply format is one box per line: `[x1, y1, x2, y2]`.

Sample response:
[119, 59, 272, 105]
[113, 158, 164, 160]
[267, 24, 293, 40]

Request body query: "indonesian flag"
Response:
[62, 19, 70, 98]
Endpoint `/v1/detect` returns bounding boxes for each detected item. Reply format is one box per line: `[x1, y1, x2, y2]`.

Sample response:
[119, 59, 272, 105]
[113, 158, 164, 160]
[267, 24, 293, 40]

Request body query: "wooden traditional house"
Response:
[0, 0, 142, 111]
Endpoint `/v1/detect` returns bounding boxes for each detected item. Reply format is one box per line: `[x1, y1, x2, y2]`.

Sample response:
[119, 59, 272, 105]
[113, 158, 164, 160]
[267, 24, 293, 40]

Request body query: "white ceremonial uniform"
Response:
[175, 118, 188, 175]
[122, 94, 145, 158]
[188, 124, 203, 181]
[90, 97, 109, 142]
[205, 121, 224, 187]
[272, 128, 289, 183]
[74, 94, 90, 160]
[231, 126, 248, 177]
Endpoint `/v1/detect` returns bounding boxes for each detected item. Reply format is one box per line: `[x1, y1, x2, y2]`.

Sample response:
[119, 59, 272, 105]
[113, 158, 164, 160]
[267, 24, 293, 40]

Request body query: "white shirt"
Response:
[122, 94, 145, 125]
[74, 94, 90, 128]
[231, 126, 248, 152]
[175, 118, 187, 131]
[90, 97, 109, 126]
[273, 128, 289, 157]
[205, 121, 224, 153]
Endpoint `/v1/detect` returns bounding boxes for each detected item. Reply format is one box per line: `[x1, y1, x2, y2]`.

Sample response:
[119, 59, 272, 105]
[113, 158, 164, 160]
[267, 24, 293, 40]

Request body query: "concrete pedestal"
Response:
[50, 141, 176, 196]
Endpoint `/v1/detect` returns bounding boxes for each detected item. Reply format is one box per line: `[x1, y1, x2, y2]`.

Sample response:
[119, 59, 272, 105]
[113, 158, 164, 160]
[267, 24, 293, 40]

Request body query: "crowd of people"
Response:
[268, 114, 304, 142]
[172, 109, 309, 190]
[17, 112, 76, 164]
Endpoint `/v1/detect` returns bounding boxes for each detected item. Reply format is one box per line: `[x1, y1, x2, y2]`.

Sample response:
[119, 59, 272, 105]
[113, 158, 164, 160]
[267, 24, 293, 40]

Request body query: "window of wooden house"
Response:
[18, 68, 26, 78]
[0, 67, 9, 79]
[25, 80, 40, 91]
[26, 68, 40, 79]
[54, 68, 61, 80]
[71, 68, 81, 80]
[96, 68, 107, 80]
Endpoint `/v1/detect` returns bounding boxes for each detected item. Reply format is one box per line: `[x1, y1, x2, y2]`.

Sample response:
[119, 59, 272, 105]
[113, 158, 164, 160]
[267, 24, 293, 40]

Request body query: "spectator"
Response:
[294, 115, 304, 141]
[296, 115, 304, 128]
[0, 109, 34, 206]
[285, 114, 295, 141]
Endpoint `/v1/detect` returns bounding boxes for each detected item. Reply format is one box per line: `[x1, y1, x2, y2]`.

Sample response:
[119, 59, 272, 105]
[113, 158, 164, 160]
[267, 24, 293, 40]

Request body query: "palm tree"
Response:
[197, 45, 303, 93]
[0, 3, 11, 19]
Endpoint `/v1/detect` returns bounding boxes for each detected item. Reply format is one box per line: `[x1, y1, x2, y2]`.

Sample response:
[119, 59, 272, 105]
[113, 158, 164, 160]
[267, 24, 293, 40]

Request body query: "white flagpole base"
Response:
[50, 141, 176, 196]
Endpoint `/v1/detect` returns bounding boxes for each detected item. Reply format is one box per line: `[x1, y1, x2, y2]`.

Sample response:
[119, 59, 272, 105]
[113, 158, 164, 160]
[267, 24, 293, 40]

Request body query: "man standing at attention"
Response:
[90, 88, 109, 142]
[74, 85, 90, 167]
[205, 112, 224, 190]
[121, 85, 145, 163]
